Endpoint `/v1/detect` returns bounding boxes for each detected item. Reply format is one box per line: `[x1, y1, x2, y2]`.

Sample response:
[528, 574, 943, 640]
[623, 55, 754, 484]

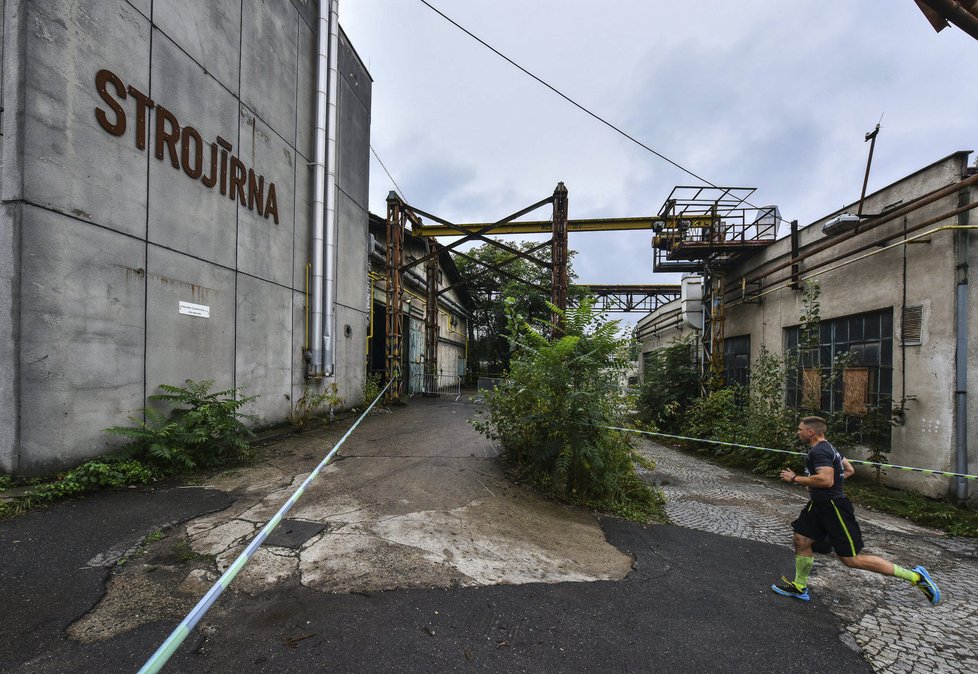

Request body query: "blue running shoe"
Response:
[771, 576, 810, 602]
[913, 565, 941, 606]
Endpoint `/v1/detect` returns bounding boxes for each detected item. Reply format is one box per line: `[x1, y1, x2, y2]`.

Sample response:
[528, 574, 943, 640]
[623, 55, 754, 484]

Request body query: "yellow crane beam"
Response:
[413, 215, 715, 237]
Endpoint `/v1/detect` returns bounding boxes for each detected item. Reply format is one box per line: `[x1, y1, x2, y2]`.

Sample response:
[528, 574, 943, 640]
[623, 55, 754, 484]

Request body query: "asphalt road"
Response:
[0, 485, 869, 673]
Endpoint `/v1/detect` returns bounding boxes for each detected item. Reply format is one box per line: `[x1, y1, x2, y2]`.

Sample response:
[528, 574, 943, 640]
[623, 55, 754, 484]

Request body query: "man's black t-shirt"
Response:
[804, 440, 845, 500]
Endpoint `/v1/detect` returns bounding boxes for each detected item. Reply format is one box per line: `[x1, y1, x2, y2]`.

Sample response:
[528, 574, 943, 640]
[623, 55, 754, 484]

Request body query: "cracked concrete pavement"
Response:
[68, 396, 633, 644]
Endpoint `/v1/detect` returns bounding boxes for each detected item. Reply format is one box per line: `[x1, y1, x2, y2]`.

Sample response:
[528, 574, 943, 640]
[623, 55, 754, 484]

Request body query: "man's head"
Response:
[797, 416, 827, 445]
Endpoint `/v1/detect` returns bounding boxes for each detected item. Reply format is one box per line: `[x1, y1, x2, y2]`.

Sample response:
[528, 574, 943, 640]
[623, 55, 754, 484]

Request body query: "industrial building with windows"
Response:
[636, 151, 977, 502]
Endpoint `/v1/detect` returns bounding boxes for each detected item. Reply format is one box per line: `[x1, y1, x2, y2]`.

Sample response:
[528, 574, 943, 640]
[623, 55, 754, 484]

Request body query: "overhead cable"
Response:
[371, 144, 408, 202]
[417, 0, 774, 215]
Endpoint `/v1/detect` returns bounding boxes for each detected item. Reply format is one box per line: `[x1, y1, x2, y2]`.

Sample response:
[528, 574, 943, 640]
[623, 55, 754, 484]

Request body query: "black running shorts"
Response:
[791, 497, 864, 557]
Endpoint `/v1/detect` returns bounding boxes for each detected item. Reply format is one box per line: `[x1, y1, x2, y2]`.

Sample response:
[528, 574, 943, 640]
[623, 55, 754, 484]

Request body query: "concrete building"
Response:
[637, 151, 977, 501]
[366, 214, 472, 397]
[1, 1, 372, 474]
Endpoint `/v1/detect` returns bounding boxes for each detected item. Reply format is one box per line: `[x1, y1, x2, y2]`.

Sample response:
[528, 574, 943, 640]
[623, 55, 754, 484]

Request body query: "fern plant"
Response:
[106, 380, 257, 473]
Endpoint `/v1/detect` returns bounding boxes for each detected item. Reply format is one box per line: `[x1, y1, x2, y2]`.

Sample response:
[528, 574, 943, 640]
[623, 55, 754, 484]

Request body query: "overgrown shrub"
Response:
[678, 348, 799, 473]
[473, 298, 665, 521]
[107, 379, 257, 474]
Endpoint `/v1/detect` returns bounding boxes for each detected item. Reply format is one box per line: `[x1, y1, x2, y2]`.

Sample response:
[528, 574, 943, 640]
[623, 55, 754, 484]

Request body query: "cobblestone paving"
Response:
[637, 439, 978, 674]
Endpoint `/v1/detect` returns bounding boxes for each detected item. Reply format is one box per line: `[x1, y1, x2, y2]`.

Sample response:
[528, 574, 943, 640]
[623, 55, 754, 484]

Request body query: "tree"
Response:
[453, 241, 584, 375]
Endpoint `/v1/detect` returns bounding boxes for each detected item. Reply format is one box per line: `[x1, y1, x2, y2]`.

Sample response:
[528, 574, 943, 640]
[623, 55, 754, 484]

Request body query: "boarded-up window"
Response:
[843, 367, 869, 416]
[901, 305, 923, 345]
[802, 368, 821, 410]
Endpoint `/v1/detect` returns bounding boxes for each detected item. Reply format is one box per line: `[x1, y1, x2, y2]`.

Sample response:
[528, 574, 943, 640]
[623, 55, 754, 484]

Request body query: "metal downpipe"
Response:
[955, 282, 968, 501]
[308, 0, 329, 377]
[323, 0, 340, 377]
[955, 187, 970, 501]
[309, 0, 339, 378]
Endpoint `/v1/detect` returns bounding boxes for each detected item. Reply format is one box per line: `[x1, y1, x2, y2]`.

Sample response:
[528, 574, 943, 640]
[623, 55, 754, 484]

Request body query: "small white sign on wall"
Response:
[179, 301, 210, 318]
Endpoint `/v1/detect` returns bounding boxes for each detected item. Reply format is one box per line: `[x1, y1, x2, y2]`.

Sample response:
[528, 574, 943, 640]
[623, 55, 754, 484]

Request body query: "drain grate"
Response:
[263, 519, 328, 549]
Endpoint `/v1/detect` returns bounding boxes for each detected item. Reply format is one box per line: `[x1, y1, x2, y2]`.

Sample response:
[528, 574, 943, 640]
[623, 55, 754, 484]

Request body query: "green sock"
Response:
[893, 565, 921, 585]
[793, 555, 814, 589]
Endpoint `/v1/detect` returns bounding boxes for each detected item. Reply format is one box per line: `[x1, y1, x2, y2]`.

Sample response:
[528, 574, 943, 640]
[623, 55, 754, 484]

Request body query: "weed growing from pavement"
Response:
[172, 540, 215, 564]
[287, 383, 342, 431]
[0, 458, 156, 519]
[117, 528, 167, 567]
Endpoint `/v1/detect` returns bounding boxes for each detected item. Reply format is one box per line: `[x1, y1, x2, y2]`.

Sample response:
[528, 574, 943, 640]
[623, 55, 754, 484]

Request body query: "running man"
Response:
[771, 416, 941, 605]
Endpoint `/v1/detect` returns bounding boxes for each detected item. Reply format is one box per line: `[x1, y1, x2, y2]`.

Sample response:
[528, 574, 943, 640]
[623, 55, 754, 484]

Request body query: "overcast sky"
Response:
[340, 0, 977, 318]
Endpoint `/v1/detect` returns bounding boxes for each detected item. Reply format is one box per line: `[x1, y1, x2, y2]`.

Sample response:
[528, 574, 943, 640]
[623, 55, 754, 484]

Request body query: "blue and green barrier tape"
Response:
[138, 380, 393, 674]
[599, 425, 978, 481]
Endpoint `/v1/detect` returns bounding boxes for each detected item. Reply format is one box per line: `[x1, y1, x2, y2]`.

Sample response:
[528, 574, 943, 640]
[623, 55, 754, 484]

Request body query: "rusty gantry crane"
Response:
[382, 183, 719, 401]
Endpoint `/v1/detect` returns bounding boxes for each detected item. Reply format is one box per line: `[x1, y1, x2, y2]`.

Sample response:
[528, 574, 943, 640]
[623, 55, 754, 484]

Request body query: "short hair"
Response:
[801, 416, 827, 435]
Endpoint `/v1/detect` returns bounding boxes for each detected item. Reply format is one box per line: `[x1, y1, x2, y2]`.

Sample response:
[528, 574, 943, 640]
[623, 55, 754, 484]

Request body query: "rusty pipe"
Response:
[919, 0, 978, 40]
[730, 222, 978, 304]
[740, 170, 978, 288]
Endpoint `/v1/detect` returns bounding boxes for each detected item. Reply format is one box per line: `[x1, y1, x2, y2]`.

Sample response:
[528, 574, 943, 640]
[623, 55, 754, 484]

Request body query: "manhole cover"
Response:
[263, 519, 327, 549]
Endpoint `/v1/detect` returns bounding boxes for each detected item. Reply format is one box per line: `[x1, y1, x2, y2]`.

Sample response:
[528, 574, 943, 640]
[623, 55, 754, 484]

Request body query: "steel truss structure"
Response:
[571, 285, 680, 313]
[384, 184, 569, 400]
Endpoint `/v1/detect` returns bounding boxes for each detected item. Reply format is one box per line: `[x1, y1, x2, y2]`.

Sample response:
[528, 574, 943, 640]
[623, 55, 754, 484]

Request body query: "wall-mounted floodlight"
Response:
[822, 213, 861, 235]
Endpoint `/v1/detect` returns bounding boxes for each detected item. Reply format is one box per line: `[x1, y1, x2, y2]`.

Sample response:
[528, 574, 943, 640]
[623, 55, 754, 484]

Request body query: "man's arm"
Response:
[780, 466, 834, 488]
[842, 458, 855, 479]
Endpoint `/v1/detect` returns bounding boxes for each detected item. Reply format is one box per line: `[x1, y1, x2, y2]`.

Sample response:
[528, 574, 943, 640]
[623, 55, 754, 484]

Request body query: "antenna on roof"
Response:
[855, 117, 883, 232]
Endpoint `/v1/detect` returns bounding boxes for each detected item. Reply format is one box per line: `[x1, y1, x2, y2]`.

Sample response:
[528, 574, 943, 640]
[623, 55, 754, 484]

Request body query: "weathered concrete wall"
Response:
[722, 153, 972, 499]
[635, 299, 691, 381]
[636, 153, 975, 500]
[0, 0, 371, 474]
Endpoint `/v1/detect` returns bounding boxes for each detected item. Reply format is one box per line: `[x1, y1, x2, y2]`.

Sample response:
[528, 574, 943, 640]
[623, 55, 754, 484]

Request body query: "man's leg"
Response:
[772, 531, 816, 600]
[791, 532, 815, 589]
[838, 554, 941, 604]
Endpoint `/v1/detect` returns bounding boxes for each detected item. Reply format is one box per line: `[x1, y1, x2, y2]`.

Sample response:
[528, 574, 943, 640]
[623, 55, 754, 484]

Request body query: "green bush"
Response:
[678, 348, 799, 474]
[473, 298, 665, 522]
[107, 379, 257, 474]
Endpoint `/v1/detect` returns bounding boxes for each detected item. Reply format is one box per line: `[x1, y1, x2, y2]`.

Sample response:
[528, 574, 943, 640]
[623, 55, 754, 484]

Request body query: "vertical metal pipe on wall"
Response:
[323, 0, 340, 376]
[954, 187, 970, 501]
[308, 0, 340, 378]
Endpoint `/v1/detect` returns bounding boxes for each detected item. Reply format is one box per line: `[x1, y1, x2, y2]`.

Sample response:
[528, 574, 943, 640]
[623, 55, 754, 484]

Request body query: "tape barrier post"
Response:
[138, 380, 393, 674]
[599, 425, 978, 481]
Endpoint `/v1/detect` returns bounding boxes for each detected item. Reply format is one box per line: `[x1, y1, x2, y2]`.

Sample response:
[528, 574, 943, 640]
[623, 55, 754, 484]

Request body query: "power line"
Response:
[417, 1, 715, 187]
[370, 144, 408, 202]
[416, 0, 792, 224]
